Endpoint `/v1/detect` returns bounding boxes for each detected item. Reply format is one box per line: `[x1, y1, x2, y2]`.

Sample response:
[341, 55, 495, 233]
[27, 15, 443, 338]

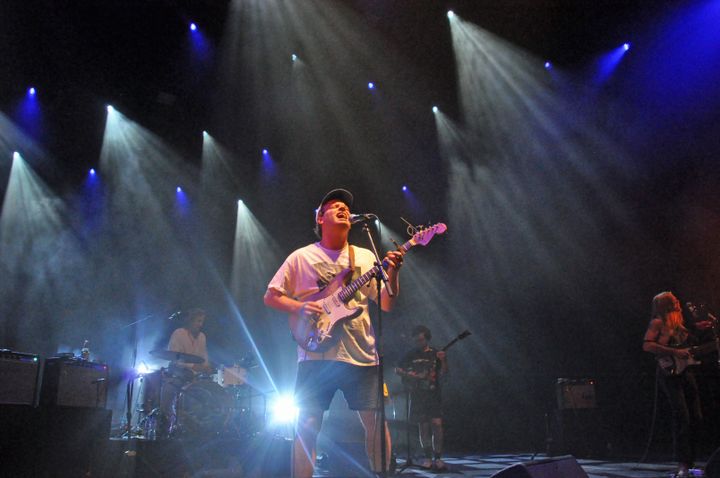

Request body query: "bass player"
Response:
[264, 188, 404, 478]
[395, 325, 449, 471]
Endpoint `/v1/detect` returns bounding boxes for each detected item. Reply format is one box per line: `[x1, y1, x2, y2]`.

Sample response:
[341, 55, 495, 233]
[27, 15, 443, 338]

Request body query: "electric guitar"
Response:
[657, 339, 719, 376]
[288, 223, 447, 352]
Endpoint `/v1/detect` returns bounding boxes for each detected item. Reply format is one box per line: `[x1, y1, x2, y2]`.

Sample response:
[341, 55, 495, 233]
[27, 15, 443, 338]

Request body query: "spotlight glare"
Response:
[262, 149, 268, 155]
[176, 186, 183, 193]
[202, 130, 208, 136]
[402, 185, 408, 192]
[368, 82, 375, 90]
[190, 22, 197, 31]
[623, 42, 631, 51]
[432, 106, 439, 114]
[544, 61, 552, 70]
[89, 168, 96, 176]
[447, 10, 455, 19]
[28, 87, 36, 96]
[106, 105, 114, 113]
[270, 394, 299, 424]
[13, 151, 21, 160]
[291, 53, 298, 62]
[136, 362, 151, 375]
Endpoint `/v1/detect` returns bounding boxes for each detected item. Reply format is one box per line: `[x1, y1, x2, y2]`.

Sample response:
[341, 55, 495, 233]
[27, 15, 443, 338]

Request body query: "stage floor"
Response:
[315, 453, 703, 478]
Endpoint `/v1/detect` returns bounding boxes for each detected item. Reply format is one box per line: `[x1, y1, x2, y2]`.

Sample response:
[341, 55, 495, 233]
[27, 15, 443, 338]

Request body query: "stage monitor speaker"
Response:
[40, 357, 109, 408]
[0, 350, 40, 405]
[491, 456, 588, 478]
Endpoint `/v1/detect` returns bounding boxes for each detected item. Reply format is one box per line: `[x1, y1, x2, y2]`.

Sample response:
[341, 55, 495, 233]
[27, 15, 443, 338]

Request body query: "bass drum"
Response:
[177, 380, 234, 436]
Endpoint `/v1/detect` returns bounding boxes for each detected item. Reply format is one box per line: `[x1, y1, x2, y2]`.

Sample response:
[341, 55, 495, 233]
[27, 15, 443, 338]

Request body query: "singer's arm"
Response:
[380, 250, 404, 312]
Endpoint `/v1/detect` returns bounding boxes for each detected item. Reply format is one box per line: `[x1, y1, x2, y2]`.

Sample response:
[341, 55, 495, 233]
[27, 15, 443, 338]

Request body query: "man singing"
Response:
[264, 188, 405, 478]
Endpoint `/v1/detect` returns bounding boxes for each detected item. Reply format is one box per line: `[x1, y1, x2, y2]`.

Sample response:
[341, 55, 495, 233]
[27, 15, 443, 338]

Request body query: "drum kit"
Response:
[136, 349, 264, 440]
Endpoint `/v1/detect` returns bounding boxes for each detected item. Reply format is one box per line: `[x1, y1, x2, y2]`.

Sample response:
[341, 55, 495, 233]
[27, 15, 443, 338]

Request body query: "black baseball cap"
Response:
[314, 188, 353, 237]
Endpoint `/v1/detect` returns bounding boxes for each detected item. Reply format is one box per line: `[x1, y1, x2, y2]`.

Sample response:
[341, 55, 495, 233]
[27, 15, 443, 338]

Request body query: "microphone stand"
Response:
[360, 221, 394, 477]
[119, 313, 156, 438]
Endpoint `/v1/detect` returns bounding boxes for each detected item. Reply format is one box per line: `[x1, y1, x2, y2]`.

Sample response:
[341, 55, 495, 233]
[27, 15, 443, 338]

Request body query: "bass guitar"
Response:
[657, 339, 719, 376]
[288, 223, 447, 352]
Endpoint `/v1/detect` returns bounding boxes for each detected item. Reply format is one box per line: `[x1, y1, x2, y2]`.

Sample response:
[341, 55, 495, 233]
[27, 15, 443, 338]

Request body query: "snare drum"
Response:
[217, 364, 247, 387]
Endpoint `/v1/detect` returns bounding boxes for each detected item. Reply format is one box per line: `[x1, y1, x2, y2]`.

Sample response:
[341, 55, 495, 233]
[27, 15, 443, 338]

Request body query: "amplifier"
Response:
[40, 357, 109, 408]
[556, 378, 596, 410]
[0, 350, 40, 405]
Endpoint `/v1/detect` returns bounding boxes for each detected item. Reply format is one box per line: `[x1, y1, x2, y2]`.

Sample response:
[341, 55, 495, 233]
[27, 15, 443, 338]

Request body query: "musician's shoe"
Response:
[433, 458, 447, 471]
[674, 463, 690, 478]
[419, 458, 433, 469]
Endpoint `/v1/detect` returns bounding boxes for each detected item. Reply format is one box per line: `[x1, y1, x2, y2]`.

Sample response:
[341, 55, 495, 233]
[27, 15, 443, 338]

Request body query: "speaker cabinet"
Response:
[0, 350, 40, 405]
[40, 357, 109, 408]
[491, 456, 588, 478]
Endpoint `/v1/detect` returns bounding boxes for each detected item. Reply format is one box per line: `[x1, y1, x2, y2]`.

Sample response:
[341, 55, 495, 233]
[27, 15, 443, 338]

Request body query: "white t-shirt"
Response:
[267, 242, 381, 365]
[167, 328, 209, 367]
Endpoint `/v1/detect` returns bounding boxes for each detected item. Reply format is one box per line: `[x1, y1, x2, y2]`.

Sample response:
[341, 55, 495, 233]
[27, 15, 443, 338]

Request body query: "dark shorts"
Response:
[410, 389, 442, 422]
[295, 360, 381, 411]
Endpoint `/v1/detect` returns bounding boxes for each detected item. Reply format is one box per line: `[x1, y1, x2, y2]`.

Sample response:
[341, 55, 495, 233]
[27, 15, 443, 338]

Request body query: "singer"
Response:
[264, 188, 405, 478]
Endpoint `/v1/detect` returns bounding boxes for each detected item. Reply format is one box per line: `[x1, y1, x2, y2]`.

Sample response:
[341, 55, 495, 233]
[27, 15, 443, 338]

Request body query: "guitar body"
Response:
[657, 340, 718, 376]
[288, 270, 363, 352]
[286, 222, 448, 352]
[657, 353, 701, 376]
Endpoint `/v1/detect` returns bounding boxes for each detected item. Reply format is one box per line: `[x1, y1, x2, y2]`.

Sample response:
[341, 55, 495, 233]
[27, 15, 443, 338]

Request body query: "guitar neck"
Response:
[337, 239, 415, 302]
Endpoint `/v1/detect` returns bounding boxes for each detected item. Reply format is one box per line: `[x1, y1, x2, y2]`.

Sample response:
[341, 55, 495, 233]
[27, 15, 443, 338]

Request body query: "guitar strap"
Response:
[347, 245, 357, 285]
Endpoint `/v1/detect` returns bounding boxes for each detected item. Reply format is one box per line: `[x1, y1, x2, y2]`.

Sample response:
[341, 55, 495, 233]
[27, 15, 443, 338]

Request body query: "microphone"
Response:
[350, 213, 377, 224]
[168, 311, 182, 320]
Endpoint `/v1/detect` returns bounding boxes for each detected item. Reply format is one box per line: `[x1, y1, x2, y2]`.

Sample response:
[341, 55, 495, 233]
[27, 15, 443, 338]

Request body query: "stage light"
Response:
[292, 53, 298, 62]
[402, 185, 408, 192]
[368, 82, 375, 90]
[270, 394, 299, 424]
[544, 61, 552, 70]
[89, 168, 96, 176]
[176, 186, 183, 193]
[623, 43, 631, 51]
[106, 105, 114, 113]
[238, 199, 244, 206]
[447, 10, 455, 19]
[28, 87, 36, 96]
[13, 151, 20, 161]
[262, 148, 268, 155]
[136, 362, 151, 375]
[190, 22, 197, 32]
[202, 130, 208, 136]
[432, 106, 439, 114]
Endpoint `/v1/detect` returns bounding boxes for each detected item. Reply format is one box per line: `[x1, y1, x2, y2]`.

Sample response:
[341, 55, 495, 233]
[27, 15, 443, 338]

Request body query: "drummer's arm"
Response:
[193, 335, 212, 373]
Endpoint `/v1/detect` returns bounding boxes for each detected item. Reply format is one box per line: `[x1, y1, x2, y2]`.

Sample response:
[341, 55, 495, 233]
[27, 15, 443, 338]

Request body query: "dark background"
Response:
[1, 0, 719, 456]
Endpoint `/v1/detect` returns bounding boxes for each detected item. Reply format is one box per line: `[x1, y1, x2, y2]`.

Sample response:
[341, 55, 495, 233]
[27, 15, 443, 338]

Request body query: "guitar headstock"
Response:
[409, 223, 447, 247]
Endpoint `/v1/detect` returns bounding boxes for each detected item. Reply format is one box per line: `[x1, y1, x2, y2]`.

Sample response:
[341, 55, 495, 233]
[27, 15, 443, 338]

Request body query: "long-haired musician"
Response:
[642, 292, 703, 478]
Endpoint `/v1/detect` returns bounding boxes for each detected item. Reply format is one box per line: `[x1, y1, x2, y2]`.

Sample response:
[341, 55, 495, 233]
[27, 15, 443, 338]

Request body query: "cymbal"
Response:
[150, 349, 204, 364]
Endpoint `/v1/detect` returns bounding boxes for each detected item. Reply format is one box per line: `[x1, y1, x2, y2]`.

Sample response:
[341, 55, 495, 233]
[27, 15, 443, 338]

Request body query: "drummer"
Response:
[168, 308, 213, 375]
